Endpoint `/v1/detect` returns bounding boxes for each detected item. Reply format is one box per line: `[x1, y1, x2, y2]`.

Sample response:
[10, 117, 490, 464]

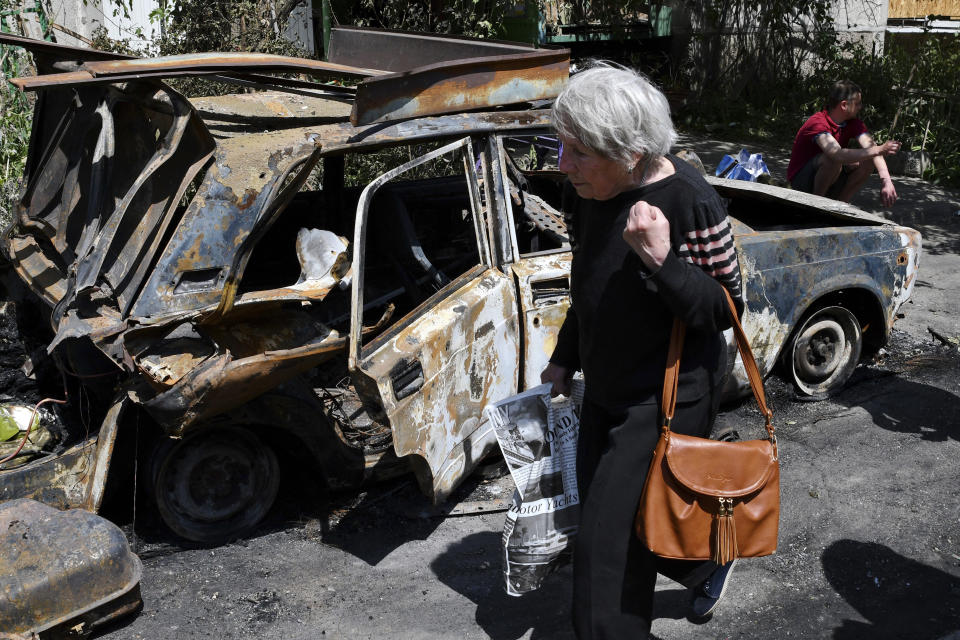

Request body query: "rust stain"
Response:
[236, 189, 258, 211]
[352, 51, 568, 125]
[173, 233, 209, 275]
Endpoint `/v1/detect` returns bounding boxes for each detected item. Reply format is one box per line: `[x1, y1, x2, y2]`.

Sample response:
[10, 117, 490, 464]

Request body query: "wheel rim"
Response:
[154, 427, 279, 542]
[790, 306, 862, 397]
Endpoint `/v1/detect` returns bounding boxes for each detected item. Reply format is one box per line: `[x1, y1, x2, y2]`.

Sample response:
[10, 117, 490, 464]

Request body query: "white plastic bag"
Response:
[484, 380, 584, 595]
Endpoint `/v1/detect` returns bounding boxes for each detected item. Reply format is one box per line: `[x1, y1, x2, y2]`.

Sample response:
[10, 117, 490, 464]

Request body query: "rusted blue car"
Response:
[0, 29, 920, 544]
[711, 179, 920, 398]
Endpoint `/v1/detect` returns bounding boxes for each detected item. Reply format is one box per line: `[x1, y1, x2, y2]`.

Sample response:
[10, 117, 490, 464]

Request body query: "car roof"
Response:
[2, 27, 569, 127]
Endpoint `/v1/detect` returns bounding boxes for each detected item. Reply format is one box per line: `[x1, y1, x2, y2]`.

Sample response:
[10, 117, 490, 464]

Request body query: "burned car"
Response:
[0, 29, 920, 543]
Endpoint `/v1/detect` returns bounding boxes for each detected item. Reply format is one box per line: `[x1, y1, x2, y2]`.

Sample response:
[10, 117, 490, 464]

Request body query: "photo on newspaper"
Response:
[484, 380, 584, 596]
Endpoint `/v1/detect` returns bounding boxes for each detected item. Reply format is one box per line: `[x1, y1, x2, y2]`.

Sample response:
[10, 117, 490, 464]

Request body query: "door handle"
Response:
[390, 359, 424, 400]
[531, 277, 570, 304]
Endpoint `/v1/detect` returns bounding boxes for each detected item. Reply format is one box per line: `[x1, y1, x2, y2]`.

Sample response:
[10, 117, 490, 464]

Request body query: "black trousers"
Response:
[572, 395, 720, 640]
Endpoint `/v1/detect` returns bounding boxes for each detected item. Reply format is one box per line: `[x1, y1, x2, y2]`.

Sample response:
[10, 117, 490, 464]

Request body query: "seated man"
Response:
[787, 80, 900, 207]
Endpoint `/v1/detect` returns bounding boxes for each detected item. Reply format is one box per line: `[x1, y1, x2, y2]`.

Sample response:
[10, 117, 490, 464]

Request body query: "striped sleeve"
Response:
[676, 203, 743, 308]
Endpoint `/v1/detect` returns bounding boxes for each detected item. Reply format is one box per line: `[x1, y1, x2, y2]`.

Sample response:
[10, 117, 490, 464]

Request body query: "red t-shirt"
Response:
[786, 110, 868, 181]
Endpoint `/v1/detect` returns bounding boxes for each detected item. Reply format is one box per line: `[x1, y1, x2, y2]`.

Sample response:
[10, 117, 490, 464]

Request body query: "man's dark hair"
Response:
[827, 80, 862, 109]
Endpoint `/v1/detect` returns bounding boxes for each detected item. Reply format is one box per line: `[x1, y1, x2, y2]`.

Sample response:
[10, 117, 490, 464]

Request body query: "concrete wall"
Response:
[43, 0, 160, 48]
[832, 0, 888, 52]
[283, 1, 316, 56]
[40, 0, 315, 54]
[670, 0, 887, 47]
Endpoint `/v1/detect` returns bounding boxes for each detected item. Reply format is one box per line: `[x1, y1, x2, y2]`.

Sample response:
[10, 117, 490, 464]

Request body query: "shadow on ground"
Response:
[838, 345, 960, 443]
[298, 479, 449, 566]
[104, 464, 448, 567]
[823, 540, 960, 640]
[429, 530, 700, 640]
[430, 530, 575, 640]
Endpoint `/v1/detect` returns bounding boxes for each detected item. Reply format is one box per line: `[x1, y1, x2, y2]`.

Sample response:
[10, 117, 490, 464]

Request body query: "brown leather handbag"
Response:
[635, 288, 779, 564]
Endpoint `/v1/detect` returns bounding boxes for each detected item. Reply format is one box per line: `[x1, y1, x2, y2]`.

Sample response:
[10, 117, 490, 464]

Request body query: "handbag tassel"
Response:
[712, 498, 739, 565]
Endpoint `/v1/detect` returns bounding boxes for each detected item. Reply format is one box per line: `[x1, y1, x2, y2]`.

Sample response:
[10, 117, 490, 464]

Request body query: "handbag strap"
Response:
[660, 319, 685, 428]
[661, 286, 775, 439]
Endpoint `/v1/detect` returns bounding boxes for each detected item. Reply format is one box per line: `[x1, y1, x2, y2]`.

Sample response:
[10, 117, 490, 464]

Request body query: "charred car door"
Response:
[495, 133, 572, 391]
[348, 137, 520, 502]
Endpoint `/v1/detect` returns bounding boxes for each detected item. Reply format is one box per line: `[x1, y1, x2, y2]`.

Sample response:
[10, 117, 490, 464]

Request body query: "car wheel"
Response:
[152, 427, 279, 543]
[788, 305, 862, 399]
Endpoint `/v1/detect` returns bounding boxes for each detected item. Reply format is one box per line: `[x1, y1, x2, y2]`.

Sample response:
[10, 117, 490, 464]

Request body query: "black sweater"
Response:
[550, 155, 743, 410]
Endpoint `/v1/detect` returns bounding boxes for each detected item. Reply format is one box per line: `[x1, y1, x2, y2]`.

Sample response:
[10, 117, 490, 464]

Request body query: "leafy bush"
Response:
[0, 89, 30, 230]
[335, 0, 507, 39]
[834, 34, 960, 186]
[90, 0, 310, 98]
[0, 2, 37, 230]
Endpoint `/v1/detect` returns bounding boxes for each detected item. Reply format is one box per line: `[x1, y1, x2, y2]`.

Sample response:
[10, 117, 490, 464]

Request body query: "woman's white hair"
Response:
[552, 61, 677, 168]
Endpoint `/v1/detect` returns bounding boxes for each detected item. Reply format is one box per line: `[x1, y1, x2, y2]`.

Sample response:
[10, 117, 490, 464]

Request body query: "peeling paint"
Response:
[475, 321, 496, 340]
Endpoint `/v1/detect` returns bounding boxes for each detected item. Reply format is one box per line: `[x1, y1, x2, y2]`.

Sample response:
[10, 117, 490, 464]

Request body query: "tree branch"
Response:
[274, 0, 305, 28]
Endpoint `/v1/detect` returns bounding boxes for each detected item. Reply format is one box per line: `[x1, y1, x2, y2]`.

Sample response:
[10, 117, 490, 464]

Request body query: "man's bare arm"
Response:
[858, 132, 898, 207]
[815, 132, 900, 164]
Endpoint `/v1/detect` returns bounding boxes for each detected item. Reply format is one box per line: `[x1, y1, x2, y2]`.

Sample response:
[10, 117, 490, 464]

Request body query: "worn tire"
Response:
[787, 305, 862, 400]
[152, 427, 279, 543]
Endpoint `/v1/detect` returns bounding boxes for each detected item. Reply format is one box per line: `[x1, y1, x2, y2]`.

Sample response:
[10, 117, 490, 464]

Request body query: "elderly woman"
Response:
[540, 63, 745, 638]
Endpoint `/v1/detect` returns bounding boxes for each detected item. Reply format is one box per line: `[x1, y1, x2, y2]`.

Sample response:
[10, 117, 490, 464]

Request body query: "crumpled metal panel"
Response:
[137, 312, 346, 432]
[351, 50, 569, 126]
[890, 227, 922, 321]
[10, 51, 385, 91]
[129, 128, 320, 319]
[0, 499, 142, 636]
[75, 86, 216, 315]
[0, 438, 97, 509]
[510, 252, 572, 390]
[189, 91, 353, 127]
[722, 223, 922, 396]
[193, 109, 551, 146]
[83, 397, 128, 513]
[7, 31, 565, 129]
[709, 176, 892, 224]
[83, 52, 379, 77]
[4, 235, 68, 306]
[0, 31, 132, 63]
[5, 87, 125, 306]
[84, 52, 382, 78]
[358, 269, 520, 501]
[0, 396, 128, 514]
[6, 81, 214, 339]
[327, 26, 553, 72]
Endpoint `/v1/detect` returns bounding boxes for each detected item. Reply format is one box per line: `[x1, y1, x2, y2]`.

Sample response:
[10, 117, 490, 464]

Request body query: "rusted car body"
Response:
[710, 180, 920, 397]
[0, 499, 142, 637]
[0, 29, 920, 542]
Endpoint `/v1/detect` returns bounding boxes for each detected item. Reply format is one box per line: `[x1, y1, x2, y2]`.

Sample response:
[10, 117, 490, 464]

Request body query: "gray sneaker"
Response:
[691, 559, 738, 619]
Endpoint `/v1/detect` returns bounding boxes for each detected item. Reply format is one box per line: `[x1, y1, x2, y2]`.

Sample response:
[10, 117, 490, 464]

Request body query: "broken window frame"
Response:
[493, 131, 569, 260]
[347, 136, 485, 370]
